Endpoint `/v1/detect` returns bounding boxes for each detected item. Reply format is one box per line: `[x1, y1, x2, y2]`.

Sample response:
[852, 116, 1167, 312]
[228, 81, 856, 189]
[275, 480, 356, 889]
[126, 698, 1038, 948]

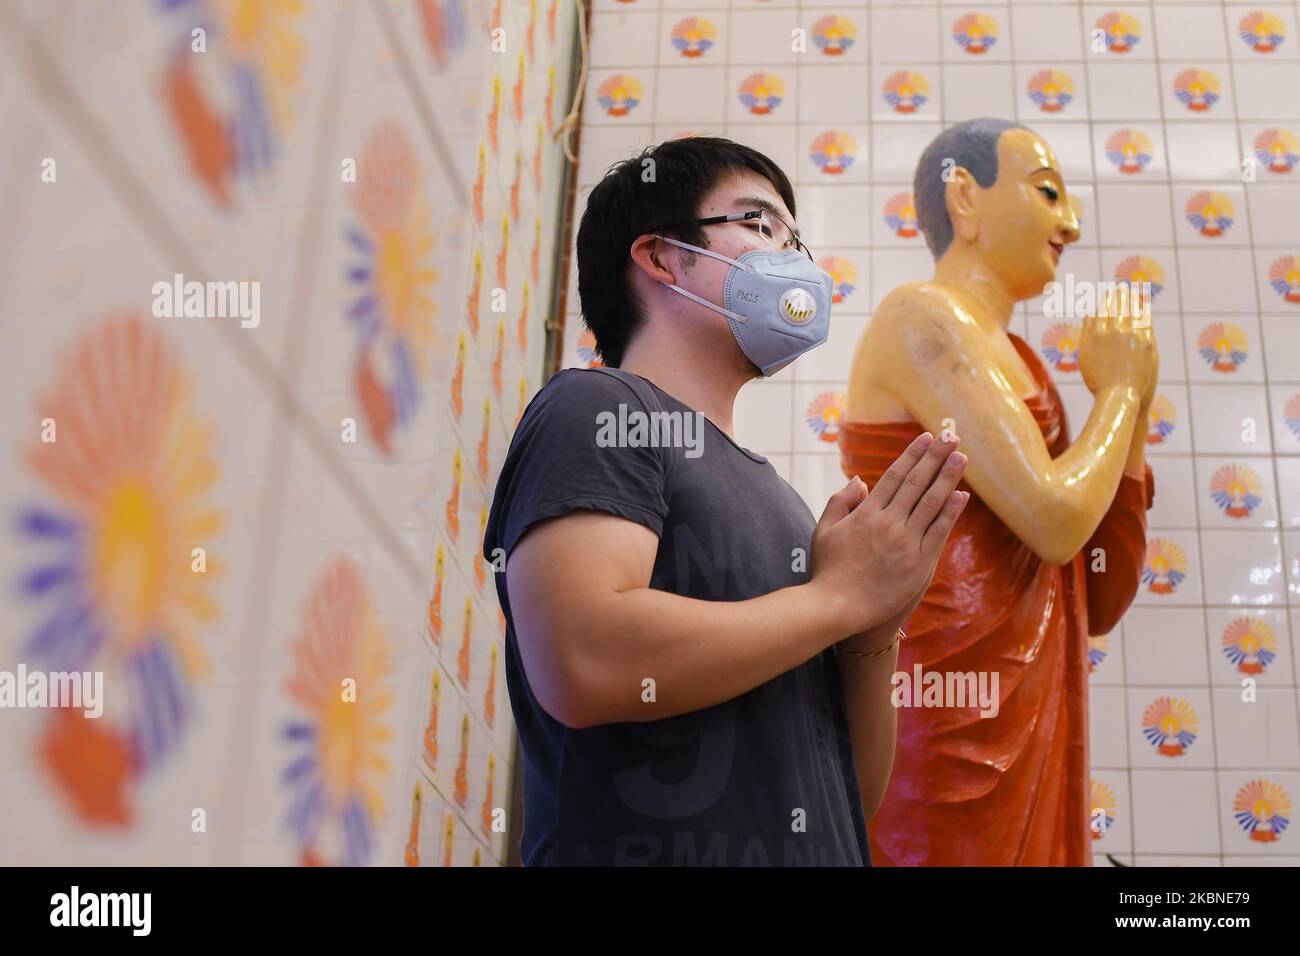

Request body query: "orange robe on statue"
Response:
[838, 333, 1154, 866]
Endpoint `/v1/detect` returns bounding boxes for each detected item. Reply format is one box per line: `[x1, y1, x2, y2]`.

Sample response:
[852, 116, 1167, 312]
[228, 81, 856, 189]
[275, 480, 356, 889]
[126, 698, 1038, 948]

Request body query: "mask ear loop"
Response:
[655, 235, 753, 273]
[653, 235, 752, 323]
[661, 280, 748, 324]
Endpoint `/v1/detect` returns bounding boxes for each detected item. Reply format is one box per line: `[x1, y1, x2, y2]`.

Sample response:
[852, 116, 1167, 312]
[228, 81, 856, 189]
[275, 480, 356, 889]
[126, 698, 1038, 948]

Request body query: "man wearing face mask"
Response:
[483, 137, 970, 866]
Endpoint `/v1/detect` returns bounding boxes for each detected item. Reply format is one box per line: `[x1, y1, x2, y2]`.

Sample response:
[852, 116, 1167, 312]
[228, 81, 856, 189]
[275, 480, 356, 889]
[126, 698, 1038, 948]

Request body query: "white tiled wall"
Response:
[565, 0, 1300, 865]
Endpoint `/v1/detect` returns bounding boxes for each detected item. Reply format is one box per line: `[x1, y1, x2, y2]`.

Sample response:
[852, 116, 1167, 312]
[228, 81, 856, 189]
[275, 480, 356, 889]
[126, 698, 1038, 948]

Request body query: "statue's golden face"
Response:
[972, 128, 1080, 299]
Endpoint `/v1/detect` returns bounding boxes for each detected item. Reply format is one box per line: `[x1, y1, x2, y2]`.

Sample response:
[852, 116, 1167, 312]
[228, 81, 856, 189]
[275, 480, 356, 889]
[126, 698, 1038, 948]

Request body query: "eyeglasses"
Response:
[655, 209, 814, 261]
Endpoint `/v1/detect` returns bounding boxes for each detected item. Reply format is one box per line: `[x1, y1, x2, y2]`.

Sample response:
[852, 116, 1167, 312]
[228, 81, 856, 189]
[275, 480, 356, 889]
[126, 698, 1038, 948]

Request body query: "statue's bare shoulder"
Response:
[849, 281, 1037, 421]
[874, 281, 977, 338]
[861, 281, 989, 376]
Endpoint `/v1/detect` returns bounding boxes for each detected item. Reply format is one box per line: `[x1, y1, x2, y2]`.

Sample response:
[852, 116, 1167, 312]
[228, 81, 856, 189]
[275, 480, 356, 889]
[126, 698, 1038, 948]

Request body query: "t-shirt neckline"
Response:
[605, 368, 769, 464]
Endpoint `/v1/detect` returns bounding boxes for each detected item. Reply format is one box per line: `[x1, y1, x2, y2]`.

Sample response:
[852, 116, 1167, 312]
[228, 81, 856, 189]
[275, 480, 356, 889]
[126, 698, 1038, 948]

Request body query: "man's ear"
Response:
[629, 234, 676, 286]
[944, 167, 980, 245]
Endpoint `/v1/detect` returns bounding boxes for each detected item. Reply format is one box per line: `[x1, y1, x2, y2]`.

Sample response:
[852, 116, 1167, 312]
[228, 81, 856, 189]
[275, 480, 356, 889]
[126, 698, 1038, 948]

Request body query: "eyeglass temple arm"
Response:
[654, 211, 811, 256]
[695, 211, 763, 226]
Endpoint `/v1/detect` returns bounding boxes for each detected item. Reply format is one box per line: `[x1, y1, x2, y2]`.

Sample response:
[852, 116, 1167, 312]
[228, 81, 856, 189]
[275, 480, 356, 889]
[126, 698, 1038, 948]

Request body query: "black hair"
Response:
[575, 136, 796, 368]
[913, 118, 1030, 259]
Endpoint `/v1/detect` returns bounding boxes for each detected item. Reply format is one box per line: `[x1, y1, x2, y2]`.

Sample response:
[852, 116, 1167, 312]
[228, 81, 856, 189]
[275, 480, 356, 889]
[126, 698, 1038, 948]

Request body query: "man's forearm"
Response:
[559, 581, 859, 727]
[836, 622, 902, 819]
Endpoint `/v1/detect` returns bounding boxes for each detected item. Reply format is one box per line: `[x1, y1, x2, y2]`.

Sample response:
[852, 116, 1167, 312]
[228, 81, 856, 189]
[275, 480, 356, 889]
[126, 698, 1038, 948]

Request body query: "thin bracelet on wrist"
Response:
[839, 627, 906, 660]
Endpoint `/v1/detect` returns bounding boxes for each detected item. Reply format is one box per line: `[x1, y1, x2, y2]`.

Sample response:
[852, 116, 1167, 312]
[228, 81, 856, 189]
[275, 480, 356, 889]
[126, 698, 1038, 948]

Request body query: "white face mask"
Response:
[656, 235, 835, 376]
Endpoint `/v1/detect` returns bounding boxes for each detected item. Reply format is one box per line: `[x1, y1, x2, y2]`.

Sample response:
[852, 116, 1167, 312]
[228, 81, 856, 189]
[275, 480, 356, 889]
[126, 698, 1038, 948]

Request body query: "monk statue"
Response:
[839, 118, 1157, 866]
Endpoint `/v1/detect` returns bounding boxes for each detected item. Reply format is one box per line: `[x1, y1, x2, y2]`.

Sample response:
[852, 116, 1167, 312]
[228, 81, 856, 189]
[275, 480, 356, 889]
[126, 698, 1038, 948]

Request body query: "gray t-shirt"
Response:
[483, 366, 870, 866]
